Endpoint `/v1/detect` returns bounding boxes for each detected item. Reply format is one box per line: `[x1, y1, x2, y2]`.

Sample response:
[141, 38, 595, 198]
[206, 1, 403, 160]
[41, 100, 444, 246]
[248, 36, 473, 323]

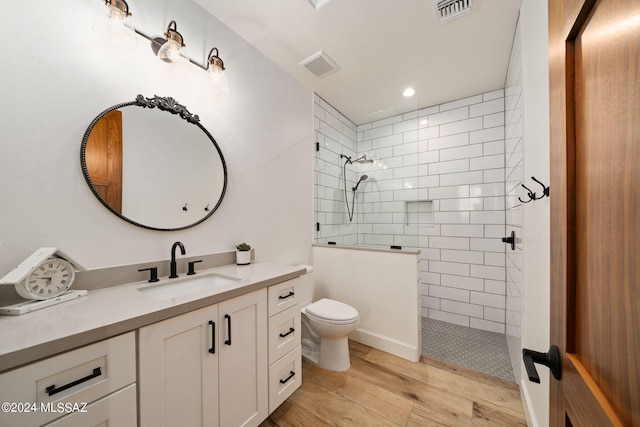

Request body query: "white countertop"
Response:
[0, 262, 305, 373]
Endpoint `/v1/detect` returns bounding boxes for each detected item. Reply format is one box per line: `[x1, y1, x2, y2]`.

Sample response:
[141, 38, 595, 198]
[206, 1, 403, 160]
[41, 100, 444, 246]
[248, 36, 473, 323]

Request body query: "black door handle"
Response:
[208, 320, 215, 354]
[522, 345, 561, 383]
[224, 314, 231, 345]
[502, 230, 516, 250]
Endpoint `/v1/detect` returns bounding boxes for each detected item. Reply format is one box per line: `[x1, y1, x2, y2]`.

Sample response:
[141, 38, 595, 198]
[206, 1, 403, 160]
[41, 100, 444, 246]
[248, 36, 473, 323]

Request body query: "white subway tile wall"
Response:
[504, 17, 524, 381]
[314, 88, 508, 334]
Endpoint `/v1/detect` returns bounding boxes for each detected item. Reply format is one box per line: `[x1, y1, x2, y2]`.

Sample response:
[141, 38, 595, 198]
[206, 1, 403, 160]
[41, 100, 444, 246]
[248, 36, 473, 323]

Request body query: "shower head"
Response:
[354, 154, 374, 164]
[352, 174, 368, 191]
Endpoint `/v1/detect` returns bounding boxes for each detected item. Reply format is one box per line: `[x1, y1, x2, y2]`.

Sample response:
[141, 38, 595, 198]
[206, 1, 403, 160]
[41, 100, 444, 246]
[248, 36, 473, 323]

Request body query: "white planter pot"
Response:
[236, 250, 251, 265]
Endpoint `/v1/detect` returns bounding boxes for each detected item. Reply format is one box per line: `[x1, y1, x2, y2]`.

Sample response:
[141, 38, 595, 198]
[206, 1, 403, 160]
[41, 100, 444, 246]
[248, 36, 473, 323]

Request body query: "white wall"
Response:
[0, 1, 313, 277]
[520, 0, 551, 425]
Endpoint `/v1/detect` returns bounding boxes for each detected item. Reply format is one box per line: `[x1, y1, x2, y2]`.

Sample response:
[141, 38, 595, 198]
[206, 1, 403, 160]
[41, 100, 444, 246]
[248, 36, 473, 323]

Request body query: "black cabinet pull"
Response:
[46, 367, 102, 396]
[208, 320, 216, 354]
[279, 327, 295, 338]
[279, 370, 295, 385]
[224, 314, 231, 345]
[522, 345, 561, 383]
[278, 291, 295, 300]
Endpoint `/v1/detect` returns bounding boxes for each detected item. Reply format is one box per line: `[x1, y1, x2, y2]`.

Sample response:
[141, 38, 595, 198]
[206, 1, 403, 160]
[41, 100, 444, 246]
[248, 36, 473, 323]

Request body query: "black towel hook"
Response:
[519, 176, 550, 203]
[518, 184, 536, 203]
[531, 176, 550, 197]
[182, 203, 188, 211]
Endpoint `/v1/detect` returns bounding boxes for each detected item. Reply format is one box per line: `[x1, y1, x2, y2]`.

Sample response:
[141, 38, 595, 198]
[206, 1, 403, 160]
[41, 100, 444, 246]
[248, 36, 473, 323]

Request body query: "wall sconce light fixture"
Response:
[92, 0, 137, 49]
[157, 20, 190, 71]
[205, 48, 229, 94]
[92, 0, 228, 91]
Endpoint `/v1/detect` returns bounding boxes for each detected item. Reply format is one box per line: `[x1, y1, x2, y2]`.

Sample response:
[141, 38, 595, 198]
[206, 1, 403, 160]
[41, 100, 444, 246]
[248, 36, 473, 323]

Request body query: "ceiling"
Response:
[194, 0, 522, 124]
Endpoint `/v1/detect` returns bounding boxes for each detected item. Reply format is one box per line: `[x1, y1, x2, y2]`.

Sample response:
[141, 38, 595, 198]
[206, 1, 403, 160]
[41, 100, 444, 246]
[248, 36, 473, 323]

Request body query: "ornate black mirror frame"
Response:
[80, 94, 228, 231]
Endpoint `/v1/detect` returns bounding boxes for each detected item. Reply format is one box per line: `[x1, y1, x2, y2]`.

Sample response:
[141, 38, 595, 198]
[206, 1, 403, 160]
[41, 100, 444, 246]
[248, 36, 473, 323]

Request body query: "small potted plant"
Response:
[235, 242, 252, 265]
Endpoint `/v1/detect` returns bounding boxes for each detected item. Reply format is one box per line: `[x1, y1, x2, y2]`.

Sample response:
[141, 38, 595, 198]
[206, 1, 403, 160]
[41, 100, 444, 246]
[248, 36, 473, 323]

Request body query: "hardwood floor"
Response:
[261, 341, 527, 426]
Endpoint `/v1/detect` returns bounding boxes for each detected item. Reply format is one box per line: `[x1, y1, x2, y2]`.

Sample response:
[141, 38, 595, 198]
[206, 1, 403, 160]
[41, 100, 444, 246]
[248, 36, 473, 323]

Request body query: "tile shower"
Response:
[314, 82, 522, 379]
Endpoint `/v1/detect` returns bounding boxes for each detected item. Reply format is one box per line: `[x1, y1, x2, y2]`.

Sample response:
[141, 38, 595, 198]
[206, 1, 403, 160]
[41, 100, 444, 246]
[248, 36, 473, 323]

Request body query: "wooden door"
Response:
[549, 0, 640, 426]
[85, 109, 123, 213]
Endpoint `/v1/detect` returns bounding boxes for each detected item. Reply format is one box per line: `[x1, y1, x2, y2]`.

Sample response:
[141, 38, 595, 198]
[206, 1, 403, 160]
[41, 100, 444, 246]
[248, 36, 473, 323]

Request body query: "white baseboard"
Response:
[349, 328, 420, 362]
[520, 380, 539, 427]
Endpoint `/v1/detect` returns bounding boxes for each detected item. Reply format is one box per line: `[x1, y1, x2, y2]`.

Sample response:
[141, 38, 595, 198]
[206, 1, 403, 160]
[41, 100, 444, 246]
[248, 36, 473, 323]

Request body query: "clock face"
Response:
[20, 258, 75, 300]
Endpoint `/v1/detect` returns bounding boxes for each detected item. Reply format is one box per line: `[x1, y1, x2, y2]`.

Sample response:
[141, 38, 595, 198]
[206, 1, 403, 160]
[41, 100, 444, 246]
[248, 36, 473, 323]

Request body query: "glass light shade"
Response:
[205, 65, 230, 94]
[157, 39, 190, 73]
[92, 5, 137, 49]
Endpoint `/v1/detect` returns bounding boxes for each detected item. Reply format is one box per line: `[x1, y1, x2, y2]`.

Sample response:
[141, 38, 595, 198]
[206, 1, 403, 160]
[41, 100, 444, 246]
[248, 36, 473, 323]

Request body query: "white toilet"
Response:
[301, 298, 360, 372]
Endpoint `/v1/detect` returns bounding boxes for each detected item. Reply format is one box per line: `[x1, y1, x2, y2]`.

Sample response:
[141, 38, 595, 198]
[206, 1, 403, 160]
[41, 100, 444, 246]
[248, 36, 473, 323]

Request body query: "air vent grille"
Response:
[299, 51, 340, 78]
[435, 0, 472, 23]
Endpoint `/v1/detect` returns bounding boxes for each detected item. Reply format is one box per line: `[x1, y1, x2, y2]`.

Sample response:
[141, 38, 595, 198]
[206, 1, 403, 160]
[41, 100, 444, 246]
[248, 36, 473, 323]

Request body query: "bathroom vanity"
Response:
[0, 262, 305, 427]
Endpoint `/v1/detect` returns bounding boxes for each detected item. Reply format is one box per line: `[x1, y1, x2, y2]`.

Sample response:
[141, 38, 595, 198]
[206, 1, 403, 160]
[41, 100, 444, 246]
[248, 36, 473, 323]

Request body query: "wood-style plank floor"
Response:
[261, 341, 527, 426]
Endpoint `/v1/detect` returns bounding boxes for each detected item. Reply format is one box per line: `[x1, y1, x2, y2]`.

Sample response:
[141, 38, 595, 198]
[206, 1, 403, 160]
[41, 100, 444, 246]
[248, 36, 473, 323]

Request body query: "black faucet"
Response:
[169, 241, 186, 278]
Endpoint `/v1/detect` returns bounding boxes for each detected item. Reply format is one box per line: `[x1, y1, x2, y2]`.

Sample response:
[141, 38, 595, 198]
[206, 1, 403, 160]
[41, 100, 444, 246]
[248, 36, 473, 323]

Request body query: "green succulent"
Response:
[235, 242, 251, 251]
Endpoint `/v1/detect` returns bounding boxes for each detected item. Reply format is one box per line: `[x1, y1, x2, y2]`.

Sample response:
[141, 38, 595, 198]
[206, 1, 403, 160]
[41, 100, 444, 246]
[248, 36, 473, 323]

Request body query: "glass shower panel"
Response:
[314, 93, 420, 250]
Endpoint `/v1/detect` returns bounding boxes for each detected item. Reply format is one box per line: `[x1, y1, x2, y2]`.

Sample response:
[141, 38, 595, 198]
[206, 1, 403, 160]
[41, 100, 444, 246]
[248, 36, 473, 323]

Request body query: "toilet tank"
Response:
[294, 265, 315, 307]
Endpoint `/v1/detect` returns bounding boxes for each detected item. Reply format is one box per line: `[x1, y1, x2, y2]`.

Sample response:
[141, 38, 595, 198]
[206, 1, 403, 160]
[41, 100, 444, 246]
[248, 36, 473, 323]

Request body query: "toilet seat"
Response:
[305, 298, 359, 325]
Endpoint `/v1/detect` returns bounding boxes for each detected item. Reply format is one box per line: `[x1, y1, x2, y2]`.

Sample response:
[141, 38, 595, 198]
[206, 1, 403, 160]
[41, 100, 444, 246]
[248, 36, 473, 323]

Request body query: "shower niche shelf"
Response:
[405, 200, 434, 227]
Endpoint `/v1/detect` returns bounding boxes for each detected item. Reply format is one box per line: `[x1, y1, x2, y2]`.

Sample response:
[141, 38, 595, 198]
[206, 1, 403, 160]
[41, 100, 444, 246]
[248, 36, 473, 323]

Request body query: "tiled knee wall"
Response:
[314, 89, 507, 333]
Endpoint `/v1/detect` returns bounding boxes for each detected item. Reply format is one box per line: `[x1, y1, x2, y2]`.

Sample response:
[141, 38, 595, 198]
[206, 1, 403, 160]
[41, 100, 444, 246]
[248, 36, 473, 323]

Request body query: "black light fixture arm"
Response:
[164, 20, 185, 47]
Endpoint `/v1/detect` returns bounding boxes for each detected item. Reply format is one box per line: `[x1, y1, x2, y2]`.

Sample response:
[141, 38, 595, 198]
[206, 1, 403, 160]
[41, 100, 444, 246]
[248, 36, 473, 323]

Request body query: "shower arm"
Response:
[340, 154, 374, 165]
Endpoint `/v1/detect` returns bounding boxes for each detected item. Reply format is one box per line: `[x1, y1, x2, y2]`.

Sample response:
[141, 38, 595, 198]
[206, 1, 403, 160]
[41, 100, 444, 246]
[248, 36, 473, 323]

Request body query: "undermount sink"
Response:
[138, 272, 240, 300]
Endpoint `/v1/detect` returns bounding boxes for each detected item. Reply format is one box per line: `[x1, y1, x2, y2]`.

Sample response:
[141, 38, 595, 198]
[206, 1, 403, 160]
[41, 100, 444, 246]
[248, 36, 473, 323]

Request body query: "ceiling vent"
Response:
[434, 0, 472, 23]
[299, 50, 340, 78]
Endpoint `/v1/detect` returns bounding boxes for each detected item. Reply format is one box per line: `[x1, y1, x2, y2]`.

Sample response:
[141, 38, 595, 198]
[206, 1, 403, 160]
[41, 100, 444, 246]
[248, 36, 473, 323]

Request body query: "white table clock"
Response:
[0, 247, 87, 315]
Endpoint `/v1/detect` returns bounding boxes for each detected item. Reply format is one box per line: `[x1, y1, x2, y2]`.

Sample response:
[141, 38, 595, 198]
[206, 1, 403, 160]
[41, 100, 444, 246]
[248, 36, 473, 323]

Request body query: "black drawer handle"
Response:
[279, 370, 295, 385]
[46, 367, 102, 396]
[209, 320, 216, 354]
[224, 314, 231, 345]
[279, 327, 295, 338]
[278, 291, 295, 300]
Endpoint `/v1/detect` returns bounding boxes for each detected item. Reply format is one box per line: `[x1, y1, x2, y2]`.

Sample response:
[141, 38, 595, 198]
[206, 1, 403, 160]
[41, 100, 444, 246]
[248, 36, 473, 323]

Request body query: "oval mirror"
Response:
[81, 95, 227, 231]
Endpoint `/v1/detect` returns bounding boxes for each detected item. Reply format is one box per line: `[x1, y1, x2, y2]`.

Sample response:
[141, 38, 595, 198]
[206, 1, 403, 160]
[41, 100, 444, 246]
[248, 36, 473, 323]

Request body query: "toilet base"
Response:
[317, 337, 351, 372]
[301, 338, 320, 365]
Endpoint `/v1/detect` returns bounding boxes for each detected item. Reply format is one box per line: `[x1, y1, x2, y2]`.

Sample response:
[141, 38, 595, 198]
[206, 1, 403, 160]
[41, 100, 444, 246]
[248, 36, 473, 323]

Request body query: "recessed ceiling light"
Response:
[403, 87, 416, 97]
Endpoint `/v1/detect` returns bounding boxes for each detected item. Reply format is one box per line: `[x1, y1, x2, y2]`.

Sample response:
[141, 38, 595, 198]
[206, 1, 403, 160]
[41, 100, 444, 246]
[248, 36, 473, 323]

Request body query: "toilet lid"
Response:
[306, 298, 359, 322]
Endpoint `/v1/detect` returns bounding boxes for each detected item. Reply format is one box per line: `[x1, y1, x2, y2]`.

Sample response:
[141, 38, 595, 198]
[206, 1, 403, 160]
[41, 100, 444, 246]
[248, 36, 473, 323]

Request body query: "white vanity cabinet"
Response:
[138, 304, 220, 427]
[138, 288, 267, 427]
[267, 278, 302, 413]
[218, 289, 268, 427]
[0, 332, 136, 427]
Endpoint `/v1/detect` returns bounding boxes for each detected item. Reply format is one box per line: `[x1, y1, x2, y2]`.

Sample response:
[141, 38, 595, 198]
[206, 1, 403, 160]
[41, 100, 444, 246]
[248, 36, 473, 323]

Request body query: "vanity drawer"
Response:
[43, 383, 137, 427]
[268, 305, 301, 365]
[267, 278, 300, 316]
[268, 346, 301, 413]
[0, 332, 136, 427]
